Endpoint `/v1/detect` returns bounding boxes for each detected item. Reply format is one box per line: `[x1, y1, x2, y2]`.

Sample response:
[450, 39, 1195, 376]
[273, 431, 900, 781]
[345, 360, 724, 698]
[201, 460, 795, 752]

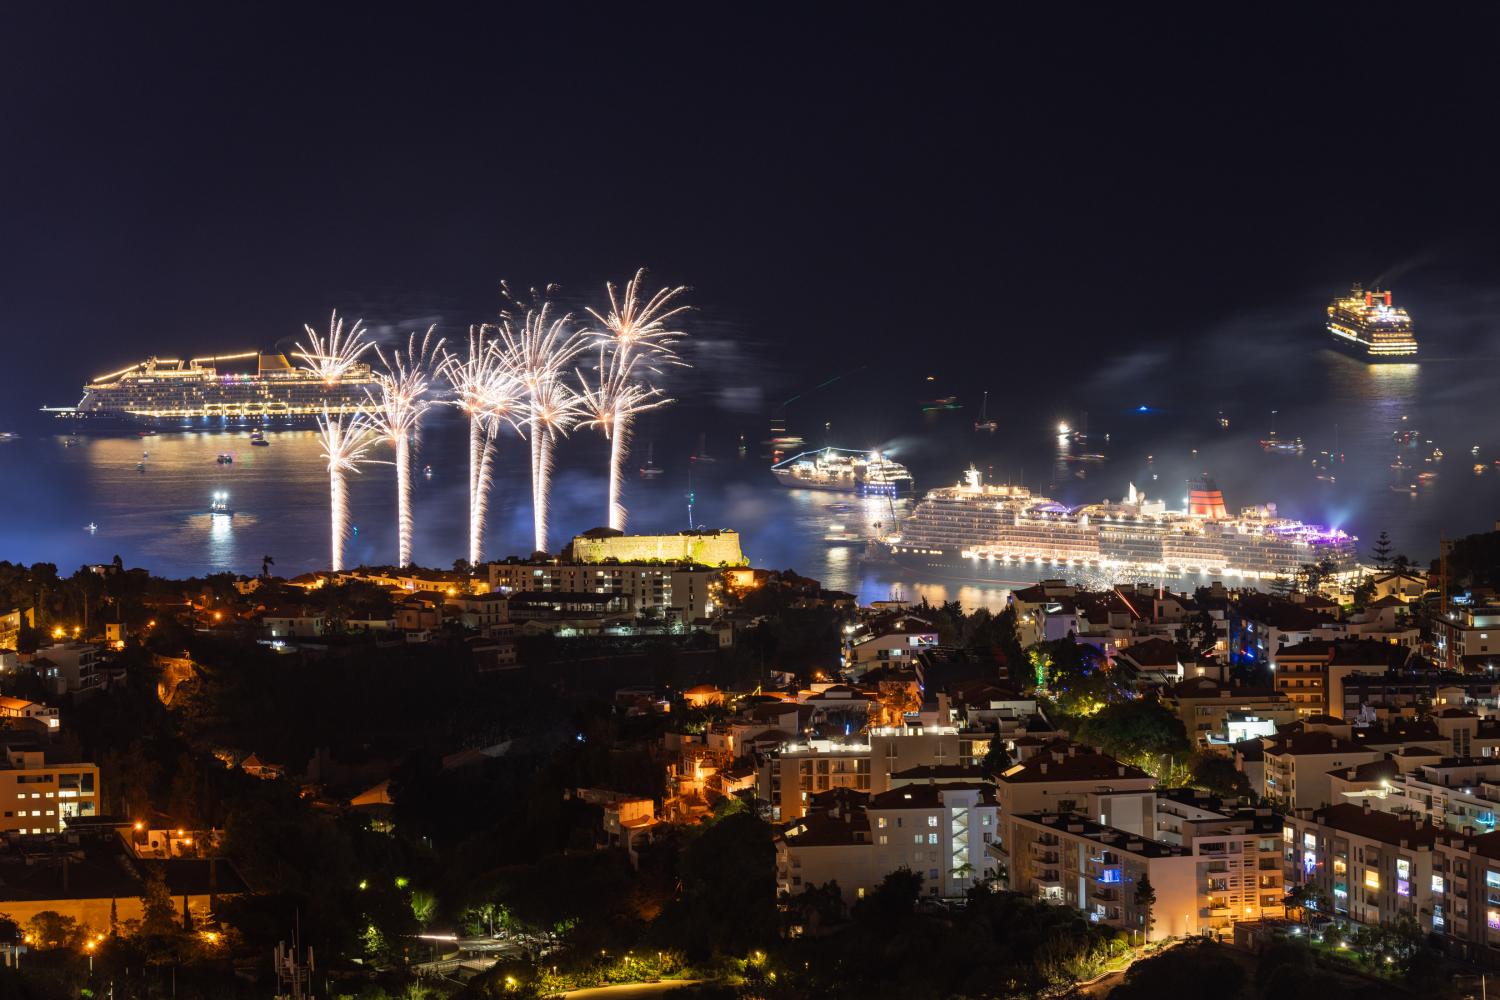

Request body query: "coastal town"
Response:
[0, 522, 1498, 997]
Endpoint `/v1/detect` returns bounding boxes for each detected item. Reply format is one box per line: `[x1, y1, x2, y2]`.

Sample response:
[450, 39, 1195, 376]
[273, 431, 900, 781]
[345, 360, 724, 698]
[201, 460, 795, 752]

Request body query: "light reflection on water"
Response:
[4, 343, 1500, 610]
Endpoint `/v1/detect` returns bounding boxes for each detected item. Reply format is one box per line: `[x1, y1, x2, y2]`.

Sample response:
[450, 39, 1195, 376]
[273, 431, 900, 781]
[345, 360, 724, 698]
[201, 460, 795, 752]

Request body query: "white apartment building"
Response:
[0, 742, 100, 835]
[1005, 812, 1197, 942]
[776, 783, 999, 905]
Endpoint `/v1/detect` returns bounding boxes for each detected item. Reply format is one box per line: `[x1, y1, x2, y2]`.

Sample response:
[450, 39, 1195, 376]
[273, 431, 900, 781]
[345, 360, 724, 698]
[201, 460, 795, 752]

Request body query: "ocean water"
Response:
[5, 322, 1500, 610]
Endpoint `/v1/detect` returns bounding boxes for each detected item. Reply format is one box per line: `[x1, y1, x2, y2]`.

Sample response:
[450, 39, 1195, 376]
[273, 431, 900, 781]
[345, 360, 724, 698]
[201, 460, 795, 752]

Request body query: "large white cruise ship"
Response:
[887, 468, 1355, 582]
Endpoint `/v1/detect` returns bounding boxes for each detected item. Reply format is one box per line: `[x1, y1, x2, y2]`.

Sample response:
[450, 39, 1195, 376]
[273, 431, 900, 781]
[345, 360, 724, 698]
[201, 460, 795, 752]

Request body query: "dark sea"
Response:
[5, 294, 1500, 610]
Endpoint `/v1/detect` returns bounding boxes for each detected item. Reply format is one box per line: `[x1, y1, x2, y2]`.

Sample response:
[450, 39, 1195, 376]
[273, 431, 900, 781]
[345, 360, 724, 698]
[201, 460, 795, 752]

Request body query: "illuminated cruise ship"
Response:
[888, 468, 1355, 582]
[1326, 284, 1419, 361]
[48, 352, 379, 428]
[771, 447, 914, 496]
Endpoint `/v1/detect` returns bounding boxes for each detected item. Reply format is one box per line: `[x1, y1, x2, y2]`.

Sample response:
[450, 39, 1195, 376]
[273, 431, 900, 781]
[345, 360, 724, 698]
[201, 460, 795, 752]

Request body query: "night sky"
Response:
[4, 7, 1500, 418]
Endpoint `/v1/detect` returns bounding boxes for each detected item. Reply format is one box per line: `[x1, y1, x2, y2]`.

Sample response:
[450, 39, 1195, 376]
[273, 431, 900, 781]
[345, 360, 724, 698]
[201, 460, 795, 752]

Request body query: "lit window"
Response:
[1433, 874, 1446, 893]
[927, 816, 938, 827]
[1365, 870, 1380, 890]
[928, 833, 938, 845]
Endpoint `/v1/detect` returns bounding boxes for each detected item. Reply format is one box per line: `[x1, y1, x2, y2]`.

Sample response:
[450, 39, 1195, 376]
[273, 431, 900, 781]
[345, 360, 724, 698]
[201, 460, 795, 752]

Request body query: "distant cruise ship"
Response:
[48, 352, 379, 428]
[888, 468, 1355, 582]
[770, 448, 914, 497]
[1326, 284, 1419, 361]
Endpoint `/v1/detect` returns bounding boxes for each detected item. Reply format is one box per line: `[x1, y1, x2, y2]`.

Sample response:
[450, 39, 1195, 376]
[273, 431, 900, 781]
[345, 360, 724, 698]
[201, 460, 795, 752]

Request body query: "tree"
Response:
[139, 868, 179, 938]
[1076, 700, 1189, 765]
[1188, 751, 1252, 798]
[1133, 874, 1157, 941]
[26, 910, 84, 950]
[261, 554, 275, 578]
[981, 737, 1013, 776]
[1371, 530, 1393, 571]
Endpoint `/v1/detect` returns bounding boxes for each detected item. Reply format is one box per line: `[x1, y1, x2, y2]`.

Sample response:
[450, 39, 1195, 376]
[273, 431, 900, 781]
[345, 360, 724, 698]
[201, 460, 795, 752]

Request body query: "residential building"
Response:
[1153, 789, 1287, 932]
[1272, 639, 1408, 718]
[0, 608, 22, 652]
[0, 740, 100, 834]
[1370, 571, 1427, 603]
[1434, 606, 1500, 672]
[0, 696, 60, 733]
[262, 608, 327, 639]
[1284, 802, 1437, 927]
[843, 614, 939, 675]
[1162, 677, 1294, 748]
[1006, 812, 1197, 942]
[776, 783, 999, 905]
[488, 562, 722, 621]
[29, 642, 104, 697]
[1262, 731, 1383, 809]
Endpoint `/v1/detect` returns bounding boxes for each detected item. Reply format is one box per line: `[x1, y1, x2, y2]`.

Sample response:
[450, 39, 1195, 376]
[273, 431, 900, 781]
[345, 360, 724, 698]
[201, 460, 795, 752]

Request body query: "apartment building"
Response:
[1153, 789, 1286, 932]
[1005, 812, 1197, 942]
[488, 562, 721, 620]
[0, 740, 100, 835]
[1433, 606, 1500, 671]
[1262, 731, 1383, 809]
[758, 724, 975, 822]
[1284, 802, 1438, 926]
[1163, 677, 1295, 748]
[775, 783, 1000, 906]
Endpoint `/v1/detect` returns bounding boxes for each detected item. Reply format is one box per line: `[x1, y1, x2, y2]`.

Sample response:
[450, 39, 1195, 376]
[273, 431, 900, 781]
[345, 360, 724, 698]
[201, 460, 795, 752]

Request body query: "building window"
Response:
[927, 816, 939, 827]
[928, 833, 938, 845]
[1364, 870, 1380, 891]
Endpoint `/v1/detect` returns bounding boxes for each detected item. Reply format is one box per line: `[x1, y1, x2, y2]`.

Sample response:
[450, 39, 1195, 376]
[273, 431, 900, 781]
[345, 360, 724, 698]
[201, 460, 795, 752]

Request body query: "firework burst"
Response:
[295, 310, 375, 387]
[498, 298, 587, 553]
[585, 268, 691, 359]
[579, 271, 691, 530]
[577, 345, 671, 530]
[315, 408, 382, 572]
[367, 326, 444, 568]
[438, 326, 523, 565]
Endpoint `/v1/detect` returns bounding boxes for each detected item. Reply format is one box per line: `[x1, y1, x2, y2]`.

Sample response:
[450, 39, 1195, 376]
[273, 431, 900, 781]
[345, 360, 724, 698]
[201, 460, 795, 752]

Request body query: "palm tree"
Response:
[261, 555, 275, 578]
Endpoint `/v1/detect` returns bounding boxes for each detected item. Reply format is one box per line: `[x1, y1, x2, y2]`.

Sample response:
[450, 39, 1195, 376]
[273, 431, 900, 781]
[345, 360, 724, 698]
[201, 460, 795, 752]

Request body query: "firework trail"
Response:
[315, 408, 381, 572]
[577, 345, 671, 530]
[367, 326, 444, 567]
[498, 295, 586, 553]
[438, 326, 523, 565]
[581, 270, 691, 530]
[295, 310, 375, 387]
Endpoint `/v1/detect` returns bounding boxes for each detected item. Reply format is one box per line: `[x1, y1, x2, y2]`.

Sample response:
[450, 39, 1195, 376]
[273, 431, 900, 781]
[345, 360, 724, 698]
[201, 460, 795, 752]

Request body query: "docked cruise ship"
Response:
[887, 468, 1355, 582]
[1326, 284, 1419, 360]
[770, 448, 914, 496]
[49, 352, 379, 428]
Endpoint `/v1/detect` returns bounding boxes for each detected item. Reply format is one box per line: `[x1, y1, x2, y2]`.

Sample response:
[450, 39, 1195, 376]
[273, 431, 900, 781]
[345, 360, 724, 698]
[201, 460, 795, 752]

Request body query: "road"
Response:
[559, 980, 705, 999]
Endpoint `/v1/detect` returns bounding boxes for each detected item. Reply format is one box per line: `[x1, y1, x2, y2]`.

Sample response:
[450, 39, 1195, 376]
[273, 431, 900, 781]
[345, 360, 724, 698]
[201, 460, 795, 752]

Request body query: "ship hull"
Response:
[1326, 325, 1418, 363]
[770, 469, 912, 496]
[48, 409, 336, 432]
[886, 546, 1296, 587]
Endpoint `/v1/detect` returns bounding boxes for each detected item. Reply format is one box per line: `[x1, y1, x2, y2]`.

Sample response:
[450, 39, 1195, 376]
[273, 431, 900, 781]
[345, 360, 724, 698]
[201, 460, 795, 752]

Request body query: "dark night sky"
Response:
[4, 5, 1500, 417]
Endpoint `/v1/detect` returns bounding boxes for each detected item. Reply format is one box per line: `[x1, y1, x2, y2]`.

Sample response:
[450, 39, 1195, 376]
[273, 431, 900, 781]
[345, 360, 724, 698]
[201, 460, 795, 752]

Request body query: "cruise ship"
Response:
[1326, 284, 1419, 361]
[770, 448, 914, 496]
[887, 468, 1355, 582]
[47, 352, 379, 428]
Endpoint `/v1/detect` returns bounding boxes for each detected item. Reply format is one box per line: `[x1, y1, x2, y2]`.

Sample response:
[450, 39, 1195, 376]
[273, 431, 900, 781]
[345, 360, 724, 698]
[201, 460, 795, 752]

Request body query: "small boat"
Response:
[249, 430, 269, 447]
[209, 491, 233, 516]
[423, 464, 433, 479]
[1390, 457, 1410, 470]
[1390, 482, 1417, 493]
[137, 430, 157, 437]
[216, 453, 233, 465]
[1260, 437, 1305, 455]
[1217, 411, 1230, 429]
[85, 522, 97, 533]
[135, 461, 145, 473]
[0, 432, 17, 442]
[1432, 447, 1445, 461]
[920, 396, 961, 412]
[1473, 445, 1482, 457]
[974, 391, 997, 433]
[690, 432, 715, 464]
[825, 502, 856, 514]
[1419, 471, 1438, 481]
[824, 524, 861, 544]
[1476, 464, 1487, 476]
[639, 442, 663, 479]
